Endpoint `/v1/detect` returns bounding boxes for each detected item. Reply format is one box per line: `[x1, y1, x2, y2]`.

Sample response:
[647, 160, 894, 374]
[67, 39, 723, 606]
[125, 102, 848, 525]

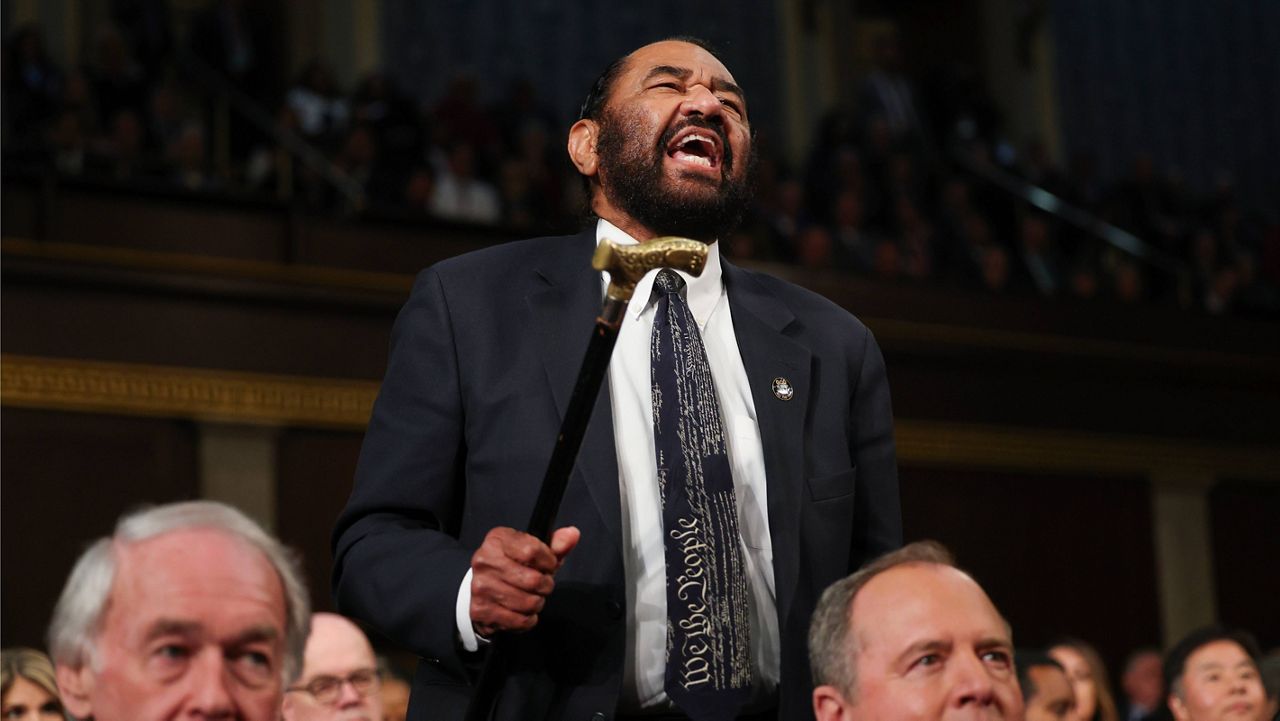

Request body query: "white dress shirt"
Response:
[456, 220, 779, 711]
[600, 220, 779, 711]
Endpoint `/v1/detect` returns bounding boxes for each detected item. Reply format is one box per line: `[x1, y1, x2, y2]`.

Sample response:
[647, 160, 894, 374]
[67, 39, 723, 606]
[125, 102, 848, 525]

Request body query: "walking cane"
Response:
[463, 236, 708, 721]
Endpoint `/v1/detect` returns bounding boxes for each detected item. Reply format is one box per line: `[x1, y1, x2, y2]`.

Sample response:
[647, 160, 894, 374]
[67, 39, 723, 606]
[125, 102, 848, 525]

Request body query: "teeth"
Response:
[679, 133, 714, 148]
[674, 151, 712, 167]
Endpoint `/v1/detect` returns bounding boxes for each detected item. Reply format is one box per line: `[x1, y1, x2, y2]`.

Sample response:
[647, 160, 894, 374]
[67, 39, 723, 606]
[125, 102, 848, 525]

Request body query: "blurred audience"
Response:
[1121, 648, 1165, 721]
[1260, 650, 1280, 721]
[282, 613, 384, 721]
[429, 141, 501, 225]
[2, 18, 1277, 318]
[1050, 639, 1121, 721]
[2, 24, 65, 149]
[286, 59, 349, 150]
[1019, 651, 1078, 721]
[808, 541, 1022, 721]
[377, 658, 411, 721]
[1, 648, 64, 721]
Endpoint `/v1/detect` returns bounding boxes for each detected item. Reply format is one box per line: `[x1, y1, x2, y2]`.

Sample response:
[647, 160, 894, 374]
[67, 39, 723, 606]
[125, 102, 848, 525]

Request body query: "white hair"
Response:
[47, 500, 311, 683]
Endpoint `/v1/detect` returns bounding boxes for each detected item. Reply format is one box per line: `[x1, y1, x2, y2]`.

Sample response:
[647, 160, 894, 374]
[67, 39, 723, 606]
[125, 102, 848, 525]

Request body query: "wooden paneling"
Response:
[275, 428, 366, 616]
[1, 263, 399, 379]
[1210, 480, 1280, 649]
[0, 409, 199, 649]
[901, 466, 1161, 677]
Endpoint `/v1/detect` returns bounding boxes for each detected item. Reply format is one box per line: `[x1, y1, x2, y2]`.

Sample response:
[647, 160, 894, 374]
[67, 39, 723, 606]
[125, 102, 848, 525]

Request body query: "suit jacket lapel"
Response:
[722, 260, 811, 631]
[527, 230, 622, 552]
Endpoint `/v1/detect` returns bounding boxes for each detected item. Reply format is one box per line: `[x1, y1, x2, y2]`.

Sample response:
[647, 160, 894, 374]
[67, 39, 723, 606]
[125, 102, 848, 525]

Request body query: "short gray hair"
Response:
[47, 500, 311, 683]
[808, 540, 957, 698]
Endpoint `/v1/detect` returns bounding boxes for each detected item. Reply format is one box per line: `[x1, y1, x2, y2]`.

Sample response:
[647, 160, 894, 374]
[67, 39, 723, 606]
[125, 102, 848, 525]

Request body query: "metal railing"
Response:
[953, 149, 1192, 283]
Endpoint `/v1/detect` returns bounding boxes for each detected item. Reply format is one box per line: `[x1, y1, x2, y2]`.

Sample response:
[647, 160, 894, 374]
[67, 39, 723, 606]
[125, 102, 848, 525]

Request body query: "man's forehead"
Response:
[624, 40, 737, 86]
[116, 528, 276, 586]
[303, 615, 375, 676]
[851, 563, 1010, 650]
[1188, 640, 1253, 670]
[107, 529, 286, 632]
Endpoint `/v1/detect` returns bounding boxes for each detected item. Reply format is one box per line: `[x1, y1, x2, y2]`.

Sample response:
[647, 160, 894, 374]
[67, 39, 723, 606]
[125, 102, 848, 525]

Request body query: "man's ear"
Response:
[56, 663, 94, 719]
[1168, 692, 1189, 721]
[567, 118, 599, 179]
[813, 684, 852, 721]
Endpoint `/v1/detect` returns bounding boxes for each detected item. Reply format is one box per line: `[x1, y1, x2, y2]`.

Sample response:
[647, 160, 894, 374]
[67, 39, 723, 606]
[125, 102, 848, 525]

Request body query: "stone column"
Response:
[199, 423, 279, 533]
[1150, 471, 1218, 648]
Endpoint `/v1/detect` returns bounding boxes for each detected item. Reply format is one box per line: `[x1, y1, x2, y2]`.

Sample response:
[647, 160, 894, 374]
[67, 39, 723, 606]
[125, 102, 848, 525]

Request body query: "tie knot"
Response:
[653, 269, 686, 296]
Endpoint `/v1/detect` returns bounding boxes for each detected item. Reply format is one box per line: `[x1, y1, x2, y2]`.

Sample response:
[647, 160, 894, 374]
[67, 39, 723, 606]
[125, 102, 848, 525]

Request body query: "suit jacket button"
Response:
[607, 600, 623, 619]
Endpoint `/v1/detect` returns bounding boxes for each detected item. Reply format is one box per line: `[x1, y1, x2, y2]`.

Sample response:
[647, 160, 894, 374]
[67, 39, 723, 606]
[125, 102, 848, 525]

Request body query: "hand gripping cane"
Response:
[463, 237, 708, 721]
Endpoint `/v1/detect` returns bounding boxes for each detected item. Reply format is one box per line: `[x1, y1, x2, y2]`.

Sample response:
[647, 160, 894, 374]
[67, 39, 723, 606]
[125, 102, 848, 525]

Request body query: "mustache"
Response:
[657, 117, 733, 171]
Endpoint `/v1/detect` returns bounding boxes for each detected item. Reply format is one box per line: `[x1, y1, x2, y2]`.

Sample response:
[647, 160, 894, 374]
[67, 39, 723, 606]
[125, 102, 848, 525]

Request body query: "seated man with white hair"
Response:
[48, 500, 310, 721]
[283, 612, 385, 721]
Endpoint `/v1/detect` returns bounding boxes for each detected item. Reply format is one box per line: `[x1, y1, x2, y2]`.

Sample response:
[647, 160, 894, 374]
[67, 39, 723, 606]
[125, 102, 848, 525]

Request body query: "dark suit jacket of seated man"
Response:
[331, 38, 902, 721]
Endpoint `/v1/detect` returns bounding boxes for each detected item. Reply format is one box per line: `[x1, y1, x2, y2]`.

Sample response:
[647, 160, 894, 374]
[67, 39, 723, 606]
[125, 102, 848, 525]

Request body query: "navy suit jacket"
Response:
[332, 229, 901, 721]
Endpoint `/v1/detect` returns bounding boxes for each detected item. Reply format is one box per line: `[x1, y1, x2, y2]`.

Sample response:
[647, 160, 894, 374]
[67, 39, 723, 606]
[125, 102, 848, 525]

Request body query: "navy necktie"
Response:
[650, 269, 751, 721]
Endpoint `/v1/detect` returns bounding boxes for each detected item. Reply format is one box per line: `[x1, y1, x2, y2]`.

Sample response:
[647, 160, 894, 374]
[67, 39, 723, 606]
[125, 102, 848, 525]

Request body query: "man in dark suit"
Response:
[332, 38, 901, 721]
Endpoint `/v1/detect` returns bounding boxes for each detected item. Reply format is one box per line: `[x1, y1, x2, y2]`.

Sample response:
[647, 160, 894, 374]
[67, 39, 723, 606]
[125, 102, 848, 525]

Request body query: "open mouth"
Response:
[666, 126, 723, 171]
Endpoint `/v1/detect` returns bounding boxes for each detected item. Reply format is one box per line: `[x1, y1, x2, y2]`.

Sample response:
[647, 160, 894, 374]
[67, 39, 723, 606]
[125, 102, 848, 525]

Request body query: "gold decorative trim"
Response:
[869, 318, 1279, 373]
[896, 419, 1280, 480]
[1, 354, 378, 429]
[1, 238, 413, 294]
[7, 238, 1277, 375]
[3, 355, 1277, 480]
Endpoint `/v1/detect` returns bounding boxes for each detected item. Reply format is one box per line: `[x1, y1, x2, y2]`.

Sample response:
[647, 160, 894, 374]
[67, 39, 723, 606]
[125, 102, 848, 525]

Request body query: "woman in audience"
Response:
[1050, 638, 1121, 721]
[1, 647, 64, 720]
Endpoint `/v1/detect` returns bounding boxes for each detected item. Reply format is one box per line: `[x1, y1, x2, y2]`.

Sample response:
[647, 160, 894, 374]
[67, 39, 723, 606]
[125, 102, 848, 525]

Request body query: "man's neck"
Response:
[597, 212, 657, 243]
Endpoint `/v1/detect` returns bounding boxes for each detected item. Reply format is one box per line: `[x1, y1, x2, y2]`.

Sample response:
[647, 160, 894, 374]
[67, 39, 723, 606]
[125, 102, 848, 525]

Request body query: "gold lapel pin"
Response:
[772, 377, 794, 401]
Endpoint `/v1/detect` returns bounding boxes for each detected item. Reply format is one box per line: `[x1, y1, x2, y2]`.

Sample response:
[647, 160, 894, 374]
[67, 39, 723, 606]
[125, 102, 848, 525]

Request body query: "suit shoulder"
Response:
[425, 233, 586, 282]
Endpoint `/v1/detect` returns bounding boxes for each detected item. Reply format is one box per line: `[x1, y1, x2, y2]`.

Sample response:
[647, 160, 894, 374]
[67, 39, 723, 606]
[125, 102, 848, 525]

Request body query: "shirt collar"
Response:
[594, 218, 724, 326]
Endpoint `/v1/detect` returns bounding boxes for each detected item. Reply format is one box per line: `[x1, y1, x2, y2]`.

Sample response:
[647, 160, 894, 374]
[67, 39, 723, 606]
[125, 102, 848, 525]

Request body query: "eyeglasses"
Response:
[287, 668, 382, 705]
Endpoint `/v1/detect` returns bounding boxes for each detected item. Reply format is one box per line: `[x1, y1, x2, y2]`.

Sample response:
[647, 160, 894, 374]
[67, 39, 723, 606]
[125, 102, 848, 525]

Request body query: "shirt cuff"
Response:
[455, 568, 489, 652]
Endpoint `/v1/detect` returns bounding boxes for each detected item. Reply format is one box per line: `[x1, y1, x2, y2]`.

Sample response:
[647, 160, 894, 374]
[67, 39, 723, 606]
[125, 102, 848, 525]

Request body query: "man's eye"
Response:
[238, 650, 272, 668]
[156, 643, 191, 660]
[913, 653, 941, 668]
[309, 677, 341, 696]
[718, 97, 742, 113]
[982, 650, 1012, 667]
[228, 650, 276, 687]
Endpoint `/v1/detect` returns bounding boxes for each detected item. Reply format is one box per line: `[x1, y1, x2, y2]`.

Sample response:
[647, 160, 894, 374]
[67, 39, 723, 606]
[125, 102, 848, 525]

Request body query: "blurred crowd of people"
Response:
[4, 14, 1278, 318]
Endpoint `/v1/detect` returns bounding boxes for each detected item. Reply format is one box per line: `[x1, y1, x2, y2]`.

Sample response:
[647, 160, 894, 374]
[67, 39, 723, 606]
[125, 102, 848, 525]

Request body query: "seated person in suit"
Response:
[1120, 648, 1164, 721]
[48, 501, 310, 721]
[283, 613, 385, 721]
[1162, 626, 1265, 721]
[808, 541, 1022, 721]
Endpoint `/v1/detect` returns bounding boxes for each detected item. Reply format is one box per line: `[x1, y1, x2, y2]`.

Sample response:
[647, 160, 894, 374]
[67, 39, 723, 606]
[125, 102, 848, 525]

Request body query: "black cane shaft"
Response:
[525, 309, 622, 540]
[465, 298, 626, 721]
